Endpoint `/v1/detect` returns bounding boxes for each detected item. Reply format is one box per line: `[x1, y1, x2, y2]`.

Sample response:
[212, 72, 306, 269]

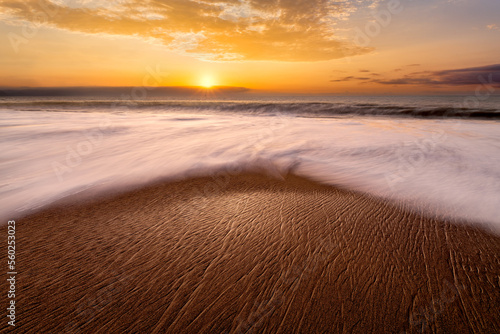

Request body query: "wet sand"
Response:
[1, 173, 499, 333]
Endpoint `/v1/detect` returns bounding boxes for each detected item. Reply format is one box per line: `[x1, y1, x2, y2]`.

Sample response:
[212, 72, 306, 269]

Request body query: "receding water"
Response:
[1, 95, 499, 232]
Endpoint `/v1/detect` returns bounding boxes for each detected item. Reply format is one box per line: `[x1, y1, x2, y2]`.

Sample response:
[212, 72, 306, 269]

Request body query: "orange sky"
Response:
[0, 0, 499, 94]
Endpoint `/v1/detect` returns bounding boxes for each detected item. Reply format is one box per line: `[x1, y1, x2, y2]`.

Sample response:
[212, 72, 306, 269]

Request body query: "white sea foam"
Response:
[1, 106, 500, 233]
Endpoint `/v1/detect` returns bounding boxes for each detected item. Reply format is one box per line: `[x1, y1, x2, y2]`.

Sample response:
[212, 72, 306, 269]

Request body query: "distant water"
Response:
[1, 95, 500, 118]
[1, 95, 500, 232]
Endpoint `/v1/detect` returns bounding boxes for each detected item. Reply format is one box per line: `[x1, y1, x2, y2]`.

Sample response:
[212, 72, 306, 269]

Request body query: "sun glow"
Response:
[200, 75, 216, 88]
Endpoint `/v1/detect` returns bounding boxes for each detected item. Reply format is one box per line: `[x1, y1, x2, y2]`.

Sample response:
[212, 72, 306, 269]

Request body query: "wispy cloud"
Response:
[330, 76, 370, 82]
[0, 0, 378, 61]
[373, 64, 500, 86]
[330, 64, 500, 87]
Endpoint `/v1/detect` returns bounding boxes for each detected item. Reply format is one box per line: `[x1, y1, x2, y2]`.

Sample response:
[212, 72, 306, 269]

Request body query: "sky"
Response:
[0, 0, 499, 94]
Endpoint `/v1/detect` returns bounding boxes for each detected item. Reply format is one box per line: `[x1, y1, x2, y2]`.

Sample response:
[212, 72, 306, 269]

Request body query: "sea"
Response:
[1, 94, 500, 232]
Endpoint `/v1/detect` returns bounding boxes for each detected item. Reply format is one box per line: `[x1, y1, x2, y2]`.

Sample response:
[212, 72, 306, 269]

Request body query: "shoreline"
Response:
[2, 173, 499, 333]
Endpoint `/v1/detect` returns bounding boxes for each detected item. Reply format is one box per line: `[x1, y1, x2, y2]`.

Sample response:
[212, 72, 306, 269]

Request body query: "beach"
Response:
[2, 0, 500, 332]
[2, 173, 499, 333]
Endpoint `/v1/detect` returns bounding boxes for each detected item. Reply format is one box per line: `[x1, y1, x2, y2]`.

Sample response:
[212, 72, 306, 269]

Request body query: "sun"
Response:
[200, 75, 216, 88]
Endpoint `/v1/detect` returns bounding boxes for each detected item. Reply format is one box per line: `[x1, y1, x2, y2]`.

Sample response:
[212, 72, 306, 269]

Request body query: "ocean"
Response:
[1, 95, 500, 232]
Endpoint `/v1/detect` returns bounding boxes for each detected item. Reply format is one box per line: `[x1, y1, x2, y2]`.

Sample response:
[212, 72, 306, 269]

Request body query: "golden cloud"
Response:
[0, 0, 373, 61]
